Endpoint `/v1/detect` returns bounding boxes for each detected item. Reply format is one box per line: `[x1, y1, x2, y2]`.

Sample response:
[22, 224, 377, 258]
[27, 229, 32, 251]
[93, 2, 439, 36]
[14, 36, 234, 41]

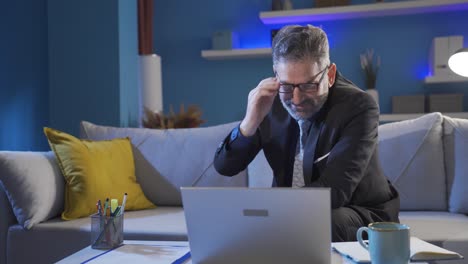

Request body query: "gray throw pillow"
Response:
[378, 112, 446, 211]
[80, 121, 248, 206]
[0, 151, 64, 229]
[443, 116, 468, 213]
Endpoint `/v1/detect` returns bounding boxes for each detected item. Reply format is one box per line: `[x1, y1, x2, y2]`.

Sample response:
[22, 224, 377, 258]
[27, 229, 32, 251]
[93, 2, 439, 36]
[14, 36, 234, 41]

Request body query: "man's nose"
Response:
[291, 87, 303, 104]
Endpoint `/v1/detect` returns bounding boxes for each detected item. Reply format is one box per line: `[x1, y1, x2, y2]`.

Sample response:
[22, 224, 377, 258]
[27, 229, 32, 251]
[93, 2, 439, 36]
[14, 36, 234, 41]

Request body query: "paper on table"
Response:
[82, 244, 190, 264]
[410, 237, 463, 261]
[332, 241, 371, 263]
[332, 237, 463, 263]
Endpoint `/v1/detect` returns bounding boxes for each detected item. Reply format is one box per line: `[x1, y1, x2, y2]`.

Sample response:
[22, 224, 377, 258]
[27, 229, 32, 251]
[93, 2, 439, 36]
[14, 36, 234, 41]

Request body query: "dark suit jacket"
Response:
[214, 72, 400, 224]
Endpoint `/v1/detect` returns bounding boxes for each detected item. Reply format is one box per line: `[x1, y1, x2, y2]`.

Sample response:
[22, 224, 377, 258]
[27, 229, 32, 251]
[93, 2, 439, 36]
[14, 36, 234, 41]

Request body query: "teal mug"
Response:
[356, 222, 410, 264]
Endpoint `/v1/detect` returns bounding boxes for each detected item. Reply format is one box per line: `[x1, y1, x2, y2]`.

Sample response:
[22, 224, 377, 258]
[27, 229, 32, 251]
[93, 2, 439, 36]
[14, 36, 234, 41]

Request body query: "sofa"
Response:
[0, 112, 467, 264]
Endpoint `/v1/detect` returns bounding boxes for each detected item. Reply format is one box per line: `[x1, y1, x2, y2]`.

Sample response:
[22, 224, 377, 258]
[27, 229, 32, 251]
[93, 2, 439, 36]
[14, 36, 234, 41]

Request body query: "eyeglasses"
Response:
[277, 65, 330, 94]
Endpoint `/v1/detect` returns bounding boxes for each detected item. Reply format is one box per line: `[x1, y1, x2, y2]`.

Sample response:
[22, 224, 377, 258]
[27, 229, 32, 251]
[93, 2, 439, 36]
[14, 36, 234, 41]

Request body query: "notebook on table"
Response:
[332, 236, 464, 263]
[181, 187, 331, 264]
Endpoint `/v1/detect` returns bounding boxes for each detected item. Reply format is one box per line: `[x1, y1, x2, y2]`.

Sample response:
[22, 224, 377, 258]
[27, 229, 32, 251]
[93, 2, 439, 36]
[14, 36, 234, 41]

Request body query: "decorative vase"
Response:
[366, 89, 379, 105]
[140, 54, 163, 125]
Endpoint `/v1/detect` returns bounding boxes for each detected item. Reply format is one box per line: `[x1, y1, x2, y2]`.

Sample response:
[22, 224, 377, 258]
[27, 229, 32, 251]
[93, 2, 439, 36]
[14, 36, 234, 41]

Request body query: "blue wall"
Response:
[48, 0, 139, 137]
[0, 1, 49, 150]
[154, 0, 468, 126]
[1, 0, 139, 150]
[48, 0, 117, 136]
[2, 0, 468, 150]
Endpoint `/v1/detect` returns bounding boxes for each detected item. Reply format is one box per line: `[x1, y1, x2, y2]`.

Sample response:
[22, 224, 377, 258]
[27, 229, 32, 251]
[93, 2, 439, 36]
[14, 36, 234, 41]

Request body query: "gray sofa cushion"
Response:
[399, 211, 468, 262]
[442, 229, 468, 264]
[378, 113, 447, 211]
[8, 207, 186, 264]
[80, 121, 247, 206]
[399, 211, 468, 245]
[0, 151, 64, 229]
[443, 116, 468, 214]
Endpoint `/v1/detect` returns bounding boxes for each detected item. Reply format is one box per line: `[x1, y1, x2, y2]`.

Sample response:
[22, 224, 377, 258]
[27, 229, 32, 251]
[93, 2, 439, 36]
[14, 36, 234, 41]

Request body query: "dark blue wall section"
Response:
[153, 0, 273, 125]
[48, 0, 139, 137]
[154, 0, 468, 126]
[0, 1, 49, 150]
[48, 0, 121, 136]
[1, 0, 468, 150]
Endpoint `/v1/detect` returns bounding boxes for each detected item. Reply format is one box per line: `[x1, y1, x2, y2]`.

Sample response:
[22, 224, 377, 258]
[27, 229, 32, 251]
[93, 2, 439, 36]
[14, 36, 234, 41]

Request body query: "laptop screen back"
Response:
[181, 187, 331, 264]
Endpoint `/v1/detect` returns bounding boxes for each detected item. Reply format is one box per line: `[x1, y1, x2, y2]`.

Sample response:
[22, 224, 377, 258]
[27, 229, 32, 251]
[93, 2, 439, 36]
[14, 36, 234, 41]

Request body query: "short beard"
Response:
[281, 93, 328, 121]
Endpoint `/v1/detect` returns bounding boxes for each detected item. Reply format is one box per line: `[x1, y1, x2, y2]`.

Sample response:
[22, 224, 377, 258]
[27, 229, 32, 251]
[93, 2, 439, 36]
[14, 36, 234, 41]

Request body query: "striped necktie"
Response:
[292, 119, 311, 188]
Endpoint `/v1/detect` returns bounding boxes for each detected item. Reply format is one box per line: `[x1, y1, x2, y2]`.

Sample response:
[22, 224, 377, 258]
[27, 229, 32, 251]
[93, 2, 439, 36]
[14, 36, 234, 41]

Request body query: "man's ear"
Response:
[328, 63, 337, 87]
[272, 65, 276, 76]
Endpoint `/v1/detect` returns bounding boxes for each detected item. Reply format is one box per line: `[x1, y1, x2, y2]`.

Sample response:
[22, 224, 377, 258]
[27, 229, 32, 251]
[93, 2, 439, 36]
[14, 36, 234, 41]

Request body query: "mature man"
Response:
[213, 25, 399, 242]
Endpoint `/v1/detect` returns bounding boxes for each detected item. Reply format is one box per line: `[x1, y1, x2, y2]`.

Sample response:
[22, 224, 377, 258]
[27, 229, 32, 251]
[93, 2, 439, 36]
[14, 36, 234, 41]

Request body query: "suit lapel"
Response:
[265, 98, 299, 187]
[303, 120, 323, 186]
[302, 84, 336, 186]
[283, 119, 298, 187]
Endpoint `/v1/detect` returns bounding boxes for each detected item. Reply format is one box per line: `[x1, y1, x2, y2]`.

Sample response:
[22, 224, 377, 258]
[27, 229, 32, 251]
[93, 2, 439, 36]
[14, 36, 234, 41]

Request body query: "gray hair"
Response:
[272, 25, 330, 68]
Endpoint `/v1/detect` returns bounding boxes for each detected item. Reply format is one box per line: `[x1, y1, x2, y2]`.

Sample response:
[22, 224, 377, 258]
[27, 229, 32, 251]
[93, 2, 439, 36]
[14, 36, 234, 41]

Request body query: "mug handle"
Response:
[356, 227, 369, 250]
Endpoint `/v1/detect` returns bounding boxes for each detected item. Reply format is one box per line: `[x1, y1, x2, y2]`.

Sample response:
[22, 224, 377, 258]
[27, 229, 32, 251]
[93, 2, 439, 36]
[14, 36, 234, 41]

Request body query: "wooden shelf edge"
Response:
[424, 75, 468, 84]
[260, 0, 468, 24]
[201, 48, 272, 60]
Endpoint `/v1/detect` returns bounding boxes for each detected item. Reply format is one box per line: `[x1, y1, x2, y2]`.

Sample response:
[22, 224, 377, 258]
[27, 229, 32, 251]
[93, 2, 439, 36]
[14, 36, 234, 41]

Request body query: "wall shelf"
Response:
[424, 75, 468, 84]
[380, 112, 468, 122]
[201, 48, 272, 60]
[260, 0, 468, 24]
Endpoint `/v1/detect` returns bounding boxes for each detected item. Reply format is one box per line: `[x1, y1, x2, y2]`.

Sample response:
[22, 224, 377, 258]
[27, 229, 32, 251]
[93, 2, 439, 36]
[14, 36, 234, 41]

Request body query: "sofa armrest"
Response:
[0, 183, 17, 264]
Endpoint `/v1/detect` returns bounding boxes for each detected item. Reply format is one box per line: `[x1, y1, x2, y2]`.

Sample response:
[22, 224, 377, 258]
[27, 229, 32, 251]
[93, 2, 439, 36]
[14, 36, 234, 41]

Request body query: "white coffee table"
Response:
[57, 240, 359, 264]
[57, 240, 428, 263]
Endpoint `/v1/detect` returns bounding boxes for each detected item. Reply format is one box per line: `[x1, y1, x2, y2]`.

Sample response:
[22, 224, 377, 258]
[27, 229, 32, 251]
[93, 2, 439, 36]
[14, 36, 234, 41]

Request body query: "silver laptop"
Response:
[181, 187, 331, 264]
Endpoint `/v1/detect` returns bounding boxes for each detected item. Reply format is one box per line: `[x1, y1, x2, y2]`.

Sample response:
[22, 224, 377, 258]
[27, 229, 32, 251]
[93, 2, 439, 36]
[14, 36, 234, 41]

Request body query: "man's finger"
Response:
[257, 88, 278, 98]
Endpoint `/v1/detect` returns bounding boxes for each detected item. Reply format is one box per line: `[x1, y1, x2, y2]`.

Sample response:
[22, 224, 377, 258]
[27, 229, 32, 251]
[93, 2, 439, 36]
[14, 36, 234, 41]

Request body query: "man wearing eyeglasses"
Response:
[214, 25, 400, 242]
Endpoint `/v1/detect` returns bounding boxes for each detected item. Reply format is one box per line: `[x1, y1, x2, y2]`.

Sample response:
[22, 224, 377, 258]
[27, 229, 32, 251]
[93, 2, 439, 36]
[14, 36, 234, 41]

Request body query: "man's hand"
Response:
[240, 77, 280, 137]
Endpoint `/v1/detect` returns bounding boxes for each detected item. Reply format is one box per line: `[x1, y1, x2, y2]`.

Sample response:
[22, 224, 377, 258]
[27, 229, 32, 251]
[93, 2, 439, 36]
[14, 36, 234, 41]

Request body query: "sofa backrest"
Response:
[443, 116, 468, 214]
[378, 112, 446, 211]
[81, 121, 248, 206]
[248, 113, 454, 212]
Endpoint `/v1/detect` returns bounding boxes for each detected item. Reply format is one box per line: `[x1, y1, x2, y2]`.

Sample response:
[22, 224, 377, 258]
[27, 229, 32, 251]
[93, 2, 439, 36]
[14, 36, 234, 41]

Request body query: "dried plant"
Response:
[142, 104, 205, 129]
[360, 49, 381, 89]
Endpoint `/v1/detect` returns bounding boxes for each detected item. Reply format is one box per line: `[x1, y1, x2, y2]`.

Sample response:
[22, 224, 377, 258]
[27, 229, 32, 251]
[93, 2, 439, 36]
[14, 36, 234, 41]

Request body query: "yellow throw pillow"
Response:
[44, 127, 155, 220]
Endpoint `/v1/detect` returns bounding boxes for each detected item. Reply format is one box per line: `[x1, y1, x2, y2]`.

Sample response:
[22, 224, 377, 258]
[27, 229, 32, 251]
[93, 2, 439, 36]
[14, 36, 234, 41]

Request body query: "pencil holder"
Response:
[90, 213, 124, 249]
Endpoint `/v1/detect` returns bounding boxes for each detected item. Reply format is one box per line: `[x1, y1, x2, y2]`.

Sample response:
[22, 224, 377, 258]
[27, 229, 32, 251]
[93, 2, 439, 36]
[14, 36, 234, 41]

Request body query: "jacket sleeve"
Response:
[309, 93, 379, 209]
[213, 124, 262, 176]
